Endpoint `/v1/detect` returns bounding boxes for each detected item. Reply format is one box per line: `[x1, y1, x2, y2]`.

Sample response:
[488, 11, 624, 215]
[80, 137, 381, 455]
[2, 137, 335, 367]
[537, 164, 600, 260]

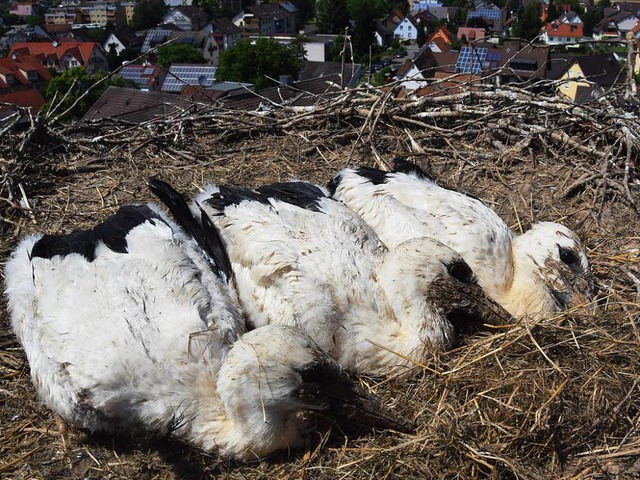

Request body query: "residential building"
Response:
[551, 53, 624, 103]
[0, 54, 52, 113]
[118, 63, 166, 91]
[233, 3, 291, 37]
[83, 86, 201, 123]
[160, 64, 217, 93]
[104, 29, 142, 56]
[542, 19, 584, 44]
[393, 15, 420, 41]
[457, 27, 485, 42]
[497, 41, 549, 83]
[9, 41, 108, 74]
[162, 6, 209, 31]
[205, 18, 242, 63]
[593, 9, 639, 39]
[466, 3, 506, 32]
[10, 2, 37, 17]
[412, 0, 443, 12]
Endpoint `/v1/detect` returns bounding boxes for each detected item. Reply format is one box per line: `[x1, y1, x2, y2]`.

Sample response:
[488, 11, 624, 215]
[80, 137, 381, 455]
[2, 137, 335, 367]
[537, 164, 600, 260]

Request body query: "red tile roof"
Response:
[545, 21, 584, 38]
[0, 87, 46, 112]
[9, 41, 98, 67]
[0, 55, 51, 89]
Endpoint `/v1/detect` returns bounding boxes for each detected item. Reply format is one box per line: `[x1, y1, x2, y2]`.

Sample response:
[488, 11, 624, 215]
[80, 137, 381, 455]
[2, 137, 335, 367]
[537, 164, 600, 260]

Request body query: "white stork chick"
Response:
[4, 189, 411, 461]
[186, 181, 511, 378]
[329, 159, 594, 319]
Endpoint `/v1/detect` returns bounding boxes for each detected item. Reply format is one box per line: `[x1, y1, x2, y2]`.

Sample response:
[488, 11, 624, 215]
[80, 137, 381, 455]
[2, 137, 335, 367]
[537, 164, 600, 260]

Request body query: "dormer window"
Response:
[27, 71, 39, 82]
[5, 74, 16, 86]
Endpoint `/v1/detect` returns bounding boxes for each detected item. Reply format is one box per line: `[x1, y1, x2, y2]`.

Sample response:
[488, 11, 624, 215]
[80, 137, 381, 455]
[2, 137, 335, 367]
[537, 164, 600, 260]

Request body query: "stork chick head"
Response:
[509, 222, 593, 317]
[379, 238, 512, 350]
[215, 324, 413, 460]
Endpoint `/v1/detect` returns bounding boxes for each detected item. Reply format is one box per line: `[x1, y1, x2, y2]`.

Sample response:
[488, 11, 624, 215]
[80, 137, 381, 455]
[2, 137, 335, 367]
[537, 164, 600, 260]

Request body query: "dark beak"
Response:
[555, 270, 596, 315]
[443, 282, 514, 336]
[299, 367, 415, 433]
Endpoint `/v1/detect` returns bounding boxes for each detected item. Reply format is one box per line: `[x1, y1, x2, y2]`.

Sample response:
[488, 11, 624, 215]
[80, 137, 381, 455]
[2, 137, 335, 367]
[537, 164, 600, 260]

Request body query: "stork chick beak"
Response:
[445, 282, 514, 335]
[298, 366, 415, 433]
[326, 376, 415, 433]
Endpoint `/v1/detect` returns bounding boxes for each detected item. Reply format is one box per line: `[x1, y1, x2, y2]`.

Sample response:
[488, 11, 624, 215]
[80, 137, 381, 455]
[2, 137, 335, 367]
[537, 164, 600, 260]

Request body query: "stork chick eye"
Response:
[445, 260, 474, 284]
[559, 247, 577, 266]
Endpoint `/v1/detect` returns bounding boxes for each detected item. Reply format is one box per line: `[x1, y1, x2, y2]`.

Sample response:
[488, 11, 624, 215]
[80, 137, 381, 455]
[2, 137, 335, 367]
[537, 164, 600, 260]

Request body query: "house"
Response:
[165, 0, 193, 6]
[457, 27, 486, 42]
[233, 4, 291, 37]
[103, 30, 143, 56]
[298, 60, 362, 88]
[278, 2, 299, 33]
[393, 15, 421, 41]
[0, 54, 51, 92]
[162, 6, 209, 32]
[550, 53, 624, 103]
[542, 19, 584, 44]
[221, 66, 361, 110]
[160, 64, 217, 93]
[466, 3, 506, 32]
[205, 17, 242, 64]
[44, 3, 131, 28]
[425, 25, 454, 52]
[593, 9, 639, 40]
[43, 23, 74, 40]
[10, 2, 37, 18]
[497, 41, 549, 83]
[9, 41, 108, 74]
[118, 63, 166, 91]
[298, 34, 340, 62]
[0, 54, 52, 114]
[45, 7, 81, 25]
[412, 0, 443, 11]
[395, 47, 443, 89]
[83, 86, 201, 123]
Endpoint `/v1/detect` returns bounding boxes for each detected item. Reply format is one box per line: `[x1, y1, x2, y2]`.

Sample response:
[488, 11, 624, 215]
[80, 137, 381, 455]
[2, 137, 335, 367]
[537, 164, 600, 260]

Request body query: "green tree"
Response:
[43, 67, 126, 119]
[291, 0, 317, 25]
[132, 0, 166, 30]
[316, 0, 349, 34]
[216, 38, 304, 90]
[512, 3, 542, 41]
[193, 0, 228, 17]
[156, 43, 206, 68]
[582, 9, 603, 37]
[330, 34, 347, 61]
[349, 0, 376, 59]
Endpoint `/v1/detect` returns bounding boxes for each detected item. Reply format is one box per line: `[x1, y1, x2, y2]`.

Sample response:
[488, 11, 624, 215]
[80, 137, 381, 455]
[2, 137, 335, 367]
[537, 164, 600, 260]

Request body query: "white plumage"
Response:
[329, 159, 594, 318]
[192, 181, 510, 378]
[5, 197, 410, 461]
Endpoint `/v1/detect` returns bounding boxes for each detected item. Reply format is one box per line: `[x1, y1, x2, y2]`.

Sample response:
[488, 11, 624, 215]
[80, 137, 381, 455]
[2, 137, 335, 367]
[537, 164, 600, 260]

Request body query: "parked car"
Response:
[395, 50, 408, 58]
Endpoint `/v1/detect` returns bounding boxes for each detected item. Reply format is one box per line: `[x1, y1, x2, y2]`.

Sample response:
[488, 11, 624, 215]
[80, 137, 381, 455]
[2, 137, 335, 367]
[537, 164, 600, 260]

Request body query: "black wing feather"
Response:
[148, 177, 232, 282]
[392, 158, 433, 181]
[31, 205, 161, 262]
[203, 185, 270, 213]
[257, 182, 326, 213]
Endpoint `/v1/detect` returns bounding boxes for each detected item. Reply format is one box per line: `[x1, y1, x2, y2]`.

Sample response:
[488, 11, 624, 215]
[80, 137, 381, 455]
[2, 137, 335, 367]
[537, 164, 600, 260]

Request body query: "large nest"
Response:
[1, 81, 639, 479]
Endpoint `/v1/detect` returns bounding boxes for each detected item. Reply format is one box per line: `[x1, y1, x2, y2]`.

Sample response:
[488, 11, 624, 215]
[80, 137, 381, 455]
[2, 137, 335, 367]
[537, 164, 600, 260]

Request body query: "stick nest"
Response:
[1, 82, 639, 479]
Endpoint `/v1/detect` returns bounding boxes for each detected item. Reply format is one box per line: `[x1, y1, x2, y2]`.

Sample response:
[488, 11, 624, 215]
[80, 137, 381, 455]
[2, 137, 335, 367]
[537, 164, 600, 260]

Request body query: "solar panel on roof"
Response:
[142, 29, 170, 53]
[161, 64, 217, 93]
[454, 46, 489, 74]
[467, 8, 502, 21]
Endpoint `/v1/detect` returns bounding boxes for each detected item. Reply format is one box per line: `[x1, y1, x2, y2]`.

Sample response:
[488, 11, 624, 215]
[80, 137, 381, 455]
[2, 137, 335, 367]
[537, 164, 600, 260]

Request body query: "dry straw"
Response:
[0, 77, 638, 479]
